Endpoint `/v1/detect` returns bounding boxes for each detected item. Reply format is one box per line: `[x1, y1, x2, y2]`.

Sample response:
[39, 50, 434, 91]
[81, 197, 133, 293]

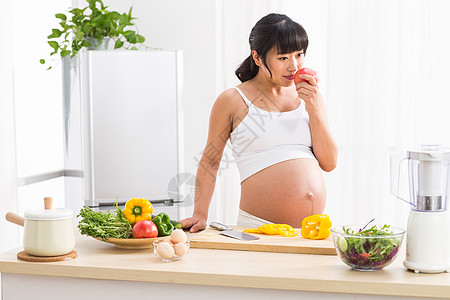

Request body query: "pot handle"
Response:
[5, 212, 25, 227]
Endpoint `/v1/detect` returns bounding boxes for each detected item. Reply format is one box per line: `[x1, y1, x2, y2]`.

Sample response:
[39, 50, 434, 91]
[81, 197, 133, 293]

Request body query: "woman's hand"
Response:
[295, 73, 323, 117]
[180, 215, 207, 233]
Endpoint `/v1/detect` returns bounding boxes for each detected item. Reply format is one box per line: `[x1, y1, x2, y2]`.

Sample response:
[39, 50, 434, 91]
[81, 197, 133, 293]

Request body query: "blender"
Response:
[390, 145, 450, 273]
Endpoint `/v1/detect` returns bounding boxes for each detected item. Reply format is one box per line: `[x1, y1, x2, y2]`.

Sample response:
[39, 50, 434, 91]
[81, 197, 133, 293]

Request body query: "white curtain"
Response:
[211, 0, 450, 228]
[323, 0, 450, 228]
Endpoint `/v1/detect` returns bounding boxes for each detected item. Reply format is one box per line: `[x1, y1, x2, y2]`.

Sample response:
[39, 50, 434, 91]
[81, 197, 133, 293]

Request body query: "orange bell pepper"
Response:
[300, 214, 332, 240]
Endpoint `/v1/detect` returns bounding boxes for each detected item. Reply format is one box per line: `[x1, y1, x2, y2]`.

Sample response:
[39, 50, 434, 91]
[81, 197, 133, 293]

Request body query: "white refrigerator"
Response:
[62, 50, 184, 219]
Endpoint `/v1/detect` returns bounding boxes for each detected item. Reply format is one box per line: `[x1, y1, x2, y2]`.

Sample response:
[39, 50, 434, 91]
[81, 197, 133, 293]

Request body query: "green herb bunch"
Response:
[41, 0, 146, 69]
[77, 200, 133, 240]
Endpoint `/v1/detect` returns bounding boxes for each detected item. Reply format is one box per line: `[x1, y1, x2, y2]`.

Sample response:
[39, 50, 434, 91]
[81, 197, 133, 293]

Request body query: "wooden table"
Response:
[1, 231, 450, 300]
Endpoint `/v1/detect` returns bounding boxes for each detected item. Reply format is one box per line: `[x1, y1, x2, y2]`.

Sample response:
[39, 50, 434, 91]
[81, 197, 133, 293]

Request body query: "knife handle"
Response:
[210, 222, 230, 231]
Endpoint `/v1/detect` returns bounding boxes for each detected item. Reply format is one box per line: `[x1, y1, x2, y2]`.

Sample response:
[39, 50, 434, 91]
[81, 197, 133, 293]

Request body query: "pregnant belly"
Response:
[239, 158, 326, 227]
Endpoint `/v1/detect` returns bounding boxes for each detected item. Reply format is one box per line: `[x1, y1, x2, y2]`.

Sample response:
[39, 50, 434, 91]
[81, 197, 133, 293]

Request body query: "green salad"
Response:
[337, 224, 402, 270]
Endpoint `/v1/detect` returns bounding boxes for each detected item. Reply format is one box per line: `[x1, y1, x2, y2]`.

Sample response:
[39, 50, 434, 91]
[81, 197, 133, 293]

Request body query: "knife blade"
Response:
[210, 222, 260, 241]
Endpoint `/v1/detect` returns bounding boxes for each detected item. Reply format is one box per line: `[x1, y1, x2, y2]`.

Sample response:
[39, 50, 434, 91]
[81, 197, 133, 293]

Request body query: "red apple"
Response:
[294, 68, 319, 85]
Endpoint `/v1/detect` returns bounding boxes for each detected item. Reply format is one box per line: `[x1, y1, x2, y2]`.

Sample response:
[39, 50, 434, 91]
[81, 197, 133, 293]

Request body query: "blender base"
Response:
[403, 260, 450, 274]
[404, 210, 450, 274]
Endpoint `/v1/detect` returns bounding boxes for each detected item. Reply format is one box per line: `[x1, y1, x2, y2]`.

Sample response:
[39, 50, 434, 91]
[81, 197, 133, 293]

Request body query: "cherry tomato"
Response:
[132, 220, 158, 238]
[294, 67, 319, 85]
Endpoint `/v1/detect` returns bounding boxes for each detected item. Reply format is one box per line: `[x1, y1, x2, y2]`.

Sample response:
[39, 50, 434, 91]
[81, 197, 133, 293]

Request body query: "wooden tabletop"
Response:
[1, 231, 450, 298]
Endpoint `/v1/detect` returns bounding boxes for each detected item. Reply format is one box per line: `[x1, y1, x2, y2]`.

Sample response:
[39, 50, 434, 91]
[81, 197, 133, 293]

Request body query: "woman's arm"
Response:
[180, 91, 235, 232]
[296, 74, 338, 172]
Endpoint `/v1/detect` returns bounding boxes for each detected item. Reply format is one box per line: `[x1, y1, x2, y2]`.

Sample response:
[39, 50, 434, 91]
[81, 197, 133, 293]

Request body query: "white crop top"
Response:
[229, 87, 316, 182]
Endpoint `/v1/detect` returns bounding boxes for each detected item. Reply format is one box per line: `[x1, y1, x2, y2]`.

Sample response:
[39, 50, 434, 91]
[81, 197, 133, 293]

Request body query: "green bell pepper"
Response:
[152, 212, 174, 236]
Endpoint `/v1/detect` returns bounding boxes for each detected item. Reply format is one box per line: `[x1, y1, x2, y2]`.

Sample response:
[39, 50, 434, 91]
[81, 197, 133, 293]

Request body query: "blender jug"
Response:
[390, 145, 450, 273]
[390, 145, 450, 210]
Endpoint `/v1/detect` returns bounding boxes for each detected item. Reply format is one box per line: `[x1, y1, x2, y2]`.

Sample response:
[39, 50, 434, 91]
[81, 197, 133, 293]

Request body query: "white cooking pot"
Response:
[6, 197, 75, 256]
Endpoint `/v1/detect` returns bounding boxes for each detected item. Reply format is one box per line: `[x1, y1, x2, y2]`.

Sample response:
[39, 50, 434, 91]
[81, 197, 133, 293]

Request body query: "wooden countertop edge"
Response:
[0, 261, 448, 299]
[189, 241, 336, 255]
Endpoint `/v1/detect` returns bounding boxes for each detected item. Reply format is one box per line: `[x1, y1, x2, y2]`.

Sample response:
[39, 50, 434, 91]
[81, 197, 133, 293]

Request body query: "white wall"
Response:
[0, 0, 70, 256]
[0, 0, 19, 253]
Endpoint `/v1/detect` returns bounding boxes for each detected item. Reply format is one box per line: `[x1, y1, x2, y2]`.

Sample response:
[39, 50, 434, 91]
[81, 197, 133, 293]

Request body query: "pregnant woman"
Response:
[181, 13, 338, 232]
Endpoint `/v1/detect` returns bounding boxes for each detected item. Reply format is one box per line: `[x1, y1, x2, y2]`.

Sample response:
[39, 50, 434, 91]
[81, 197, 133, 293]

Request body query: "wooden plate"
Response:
[93, 236, 169, 249]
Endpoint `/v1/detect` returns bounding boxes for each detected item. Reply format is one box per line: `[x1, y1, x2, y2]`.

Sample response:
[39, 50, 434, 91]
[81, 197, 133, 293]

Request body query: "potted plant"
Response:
[40, 0, 147, 69]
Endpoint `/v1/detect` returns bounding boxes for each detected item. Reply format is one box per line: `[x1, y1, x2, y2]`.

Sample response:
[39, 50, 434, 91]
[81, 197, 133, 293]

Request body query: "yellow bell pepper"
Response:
[300, 214, 332, 240]
[243, 224, 299, 237]
[123, 198, 153, 225]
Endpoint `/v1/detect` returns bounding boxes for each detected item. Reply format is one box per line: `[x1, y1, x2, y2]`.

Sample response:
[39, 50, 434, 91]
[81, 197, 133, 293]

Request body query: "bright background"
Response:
[2, 0, 450, 256]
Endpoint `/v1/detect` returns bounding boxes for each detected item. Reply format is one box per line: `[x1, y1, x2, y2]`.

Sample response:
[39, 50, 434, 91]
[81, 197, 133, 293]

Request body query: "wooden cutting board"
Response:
[188, 226, 336, 255]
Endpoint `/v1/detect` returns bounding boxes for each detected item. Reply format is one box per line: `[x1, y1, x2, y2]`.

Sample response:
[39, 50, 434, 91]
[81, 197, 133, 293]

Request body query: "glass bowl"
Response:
[153, 239, 190, 262]
[330, 225, 405, 271]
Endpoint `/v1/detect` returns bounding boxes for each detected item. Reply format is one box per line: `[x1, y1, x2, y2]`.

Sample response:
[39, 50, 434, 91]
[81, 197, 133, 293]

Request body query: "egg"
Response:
[156, 242, 175, 260]
[170, 229, 187, 244]
[174, 242, 188, 257]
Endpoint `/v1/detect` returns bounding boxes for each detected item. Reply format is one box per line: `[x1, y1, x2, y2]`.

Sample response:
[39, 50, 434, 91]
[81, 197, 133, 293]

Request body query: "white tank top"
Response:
[230, 87, 316, 182]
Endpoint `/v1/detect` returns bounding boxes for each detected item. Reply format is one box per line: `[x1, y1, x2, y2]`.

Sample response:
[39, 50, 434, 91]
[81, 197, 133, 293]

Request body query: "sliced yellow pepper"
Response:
[243, 223, 299, 237]
[123, 198, 153, 225]
[277, 225, 299, 237]
[300, 214, 332, 240]
[261, 224, 278, 235]
[244, 228, 264, 234]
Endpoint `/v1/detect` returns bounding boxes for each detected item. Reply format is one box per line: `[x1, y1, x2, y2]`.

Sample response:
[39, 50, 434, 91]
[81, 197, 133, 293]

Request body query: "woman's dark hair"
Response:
[235, 13, 308, 83]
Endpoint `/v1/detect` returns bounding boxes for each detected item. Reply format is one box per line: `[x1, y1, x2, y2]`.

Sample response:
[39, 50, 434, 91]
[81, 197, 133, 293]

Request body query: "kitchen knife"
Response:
[210, 222, 260, 241]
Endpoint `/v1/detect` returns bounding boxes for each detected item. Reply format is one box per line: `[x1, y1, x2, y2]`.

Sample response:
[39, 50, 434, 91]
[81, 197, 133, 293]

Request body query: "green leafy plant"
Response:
[40, 0, 146, 69]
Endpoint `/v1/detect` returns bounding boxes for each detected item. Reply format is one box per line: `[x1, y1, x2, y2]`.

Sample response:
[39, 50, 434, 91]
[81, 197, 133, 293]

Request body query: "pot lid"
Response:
[24, 208, 73, 220]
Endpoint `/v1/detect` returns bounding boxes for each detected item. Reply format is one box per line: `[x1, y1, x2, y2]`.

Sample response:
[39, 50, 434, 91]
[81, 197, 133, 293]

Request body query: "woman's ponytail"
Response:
[235, 55, 259, 83]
